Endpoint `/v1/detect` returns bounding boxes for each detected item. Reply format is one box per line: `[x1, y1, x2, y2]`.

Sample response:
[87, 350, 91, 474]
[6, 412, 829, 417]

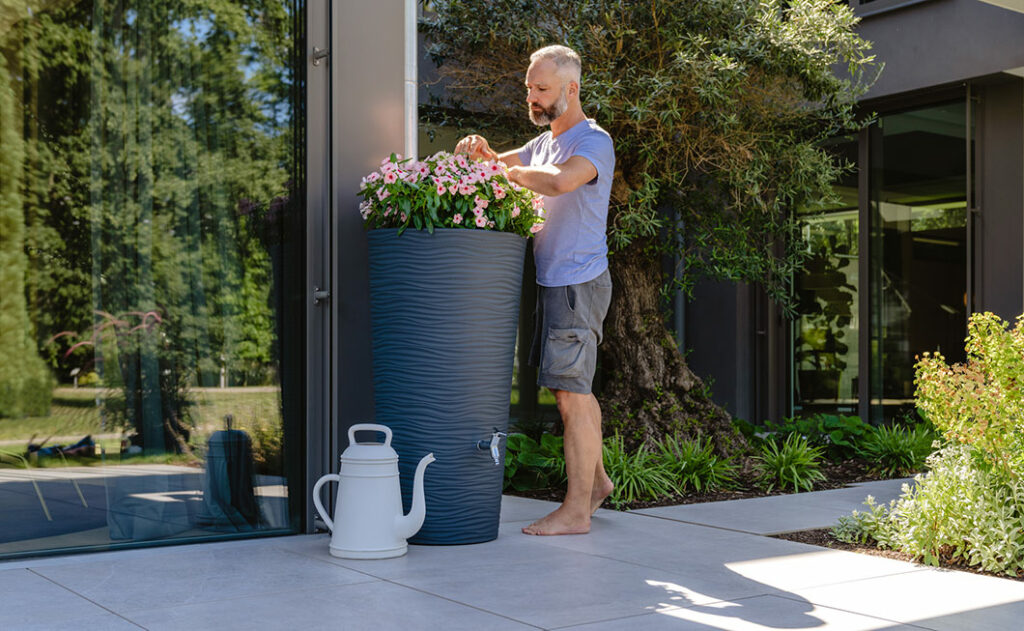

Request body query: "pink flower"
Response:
[377, 188, 390, 201]
[475, 215, 487, 227]
[488, 163, 501, 174]
[474, 196, 489, 209]
[448, 184, 458, 195]
[359, 200, 372, 219]
[531, 196, 544, 211]
[459, 183, 476, 195]
[530, 223, 544, 233]
[383, 171, 398, 184]
[511, 204, 520, 218]
[473, 207, 484, 217]
[417, 163, 430, 176]
[436, 184, 447, 196]
[400, 212, 408, 222]
[453, 213, 463, 224]
[492, 184, 506, 200]
[456, 155, 469, 169]
[487, 220, 495, 228]
[384, 205, 393, 216]
[366, 172, 381, 183]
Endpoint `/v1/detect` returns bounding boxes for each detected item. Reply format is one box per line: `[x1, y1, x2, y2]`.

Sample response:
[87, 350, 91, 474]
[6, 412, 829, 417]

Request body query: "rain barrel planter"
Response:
[366, 228, 525, 544]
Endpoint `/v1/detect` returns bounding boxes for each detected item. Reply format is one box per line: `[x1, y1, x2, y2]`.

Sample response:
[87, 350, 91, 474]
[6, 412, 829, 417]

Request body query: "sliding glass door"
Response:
[0, 0, 305, 558]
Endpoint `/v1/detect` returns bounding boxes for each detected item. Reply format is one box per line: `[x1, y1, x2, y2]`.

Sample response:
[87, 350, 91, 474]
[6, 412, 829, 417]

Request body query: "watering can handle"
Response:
[312, 473, 341, 532]
[348, 423, 392, 447]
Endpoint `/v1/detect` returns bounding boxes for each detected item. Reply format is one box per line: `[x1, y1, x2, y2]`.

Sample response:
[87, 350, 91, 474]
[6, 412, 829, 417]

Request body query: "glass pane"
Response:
[868, 102, 967, 422]
[794, 136, 860, 416]
[1, 0, 304, 558]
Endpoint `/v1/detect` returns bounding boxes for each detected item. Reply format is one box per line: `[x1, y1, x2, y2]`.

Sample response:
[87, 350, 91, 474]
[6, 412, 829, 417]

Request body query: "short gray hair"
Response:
[530, 45, 582, 87]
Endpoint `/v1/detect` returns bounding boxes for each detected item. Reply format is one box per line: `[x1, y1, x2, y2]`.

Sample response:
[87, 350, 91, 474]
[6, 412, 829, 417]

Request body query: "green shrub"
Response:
[837, 445, 1024, 576]
[0, 368, 53, 418]
[77, 371, 102, 387]
[761, 413, 874, 461]
[832, 495, 900, 548]
[755, 433, 826, 492]
[503, 433, 566, 491]
[603, 434, 676, 508]
[655, 434, 738, 492]
[915, 312, 1024, 472]
[857, 424, 936, 478]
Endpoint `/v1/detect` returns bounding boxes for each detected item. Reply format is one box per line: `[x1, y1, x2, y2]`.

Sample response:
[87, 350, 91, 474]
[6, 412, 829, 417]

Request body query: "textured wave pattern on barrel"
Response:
[367, 229, 526, 544]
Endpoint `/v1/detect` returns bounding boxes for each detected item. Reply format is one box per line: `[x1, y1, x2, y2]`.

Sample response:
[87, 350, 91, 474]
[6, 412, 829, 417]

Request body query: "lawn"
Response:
[0, 387, 282, 444]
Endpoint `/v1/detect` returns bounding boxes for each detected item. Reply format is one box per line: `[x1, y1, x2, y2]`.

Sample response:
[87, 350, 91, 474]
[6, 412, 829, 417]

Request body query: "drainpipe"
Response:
[404, 0, 418, 161]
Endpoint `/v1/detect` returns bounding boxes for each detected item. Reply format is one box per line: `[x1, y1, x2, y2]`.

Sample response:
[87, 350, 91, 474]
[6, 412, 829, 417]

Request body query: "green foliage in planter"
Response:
[761, 413, 874, 462]
[835, 445, 1024, 576]
[755, 433, 826, 493]
[857, 424, 937, 478]
[655, 434, 738, 492]
[503, 433, 566, 491]
[603, 434, 676, 508]
[915, 312, 1024, 473]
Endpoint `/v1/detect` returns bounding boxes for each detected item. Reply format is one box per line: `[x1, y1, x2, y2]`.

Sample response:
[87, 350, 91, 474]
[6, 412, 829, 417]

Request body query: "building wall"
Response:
[976, 78, 1024, 320]
[856, 0, 1024, 100]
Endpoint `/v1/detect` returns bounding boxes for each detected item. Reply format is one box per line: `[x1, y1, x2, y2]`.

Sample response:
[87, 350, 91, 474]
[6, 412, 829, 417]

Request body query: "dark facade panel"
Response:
[857, 0, 1024, 99]
[977, 78, 1024, 320]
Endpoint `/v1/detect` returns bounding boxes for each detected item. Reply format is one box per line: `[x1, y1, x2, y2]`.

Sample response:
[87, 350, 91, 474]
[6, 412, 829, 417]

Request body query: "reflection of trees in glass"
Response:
[0, 58, 53, 418]
[796, 222, 857, 402]
[3, 1, 296, 451]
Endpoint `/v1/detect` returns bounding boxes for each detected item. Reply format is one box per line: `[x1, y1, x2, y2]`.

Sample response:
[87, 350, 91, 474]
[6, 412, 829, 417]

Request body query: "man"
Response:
[455, 45, 615, 536]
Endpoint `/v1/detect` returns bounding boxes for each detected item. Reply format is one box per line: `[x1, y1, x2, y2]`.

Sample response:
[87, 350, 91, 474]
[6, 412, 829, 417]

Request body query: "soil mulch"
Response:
[773, 528, 1024, 583]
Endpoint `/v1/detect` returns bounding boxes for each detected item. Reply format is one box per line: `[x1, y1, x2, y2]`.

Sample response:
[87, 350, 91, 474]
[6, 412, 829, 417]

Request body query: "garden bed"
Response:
[507, 457, 889, 511]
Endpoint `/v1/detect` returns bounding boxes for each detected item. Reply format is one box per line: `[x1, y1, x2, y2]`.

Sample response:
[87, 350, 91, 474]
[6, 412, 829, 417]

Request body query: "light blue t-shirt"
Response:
[518, 118, 615, 287]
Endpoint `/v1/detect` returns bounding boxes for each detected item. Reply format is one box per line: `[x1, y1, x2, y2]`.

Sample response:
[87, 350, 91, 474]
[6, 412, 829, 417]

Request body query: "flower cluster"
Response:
[359, 152, 545, 237]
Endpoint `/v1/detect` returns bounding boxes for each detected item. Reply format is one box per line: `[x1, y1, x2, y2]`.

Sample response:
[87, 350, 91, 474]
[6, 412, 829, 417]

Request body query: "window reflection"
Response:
[0, 0, 302, 557]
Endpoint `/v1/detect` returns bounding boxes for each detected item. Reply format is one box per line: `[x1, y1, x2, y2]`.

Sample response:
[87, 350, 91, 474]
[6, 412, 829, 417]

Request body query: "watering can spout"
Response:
[395, 453, 435, 540]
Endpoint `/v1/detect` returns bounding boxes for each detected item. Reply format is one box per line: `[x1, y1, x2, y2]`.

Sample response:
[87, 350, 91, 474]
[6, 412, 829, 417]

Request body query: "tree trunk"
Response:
[598, 243, 746, 456]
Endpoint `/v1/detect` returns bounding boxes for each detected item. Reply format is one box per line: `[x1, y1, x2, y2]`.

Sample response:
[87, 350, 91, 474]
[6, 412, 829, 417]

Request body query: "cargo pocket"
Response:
[542, 328, 594, 378]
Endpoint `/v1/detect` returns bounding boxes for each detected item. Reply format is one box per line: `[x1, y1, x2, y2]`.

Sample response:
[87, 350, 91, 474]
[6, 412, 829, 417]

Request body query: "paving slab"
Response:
[560, 595, 928, 630]
[5, 489, 1023, 631]
[120, 580, 535, 631]
[632, 478, 913, 535]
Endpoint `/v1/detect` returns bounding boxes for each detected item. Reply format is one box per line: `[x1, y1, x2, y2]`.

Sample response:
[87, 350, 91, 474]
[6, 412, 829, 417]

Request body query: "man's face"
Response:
[526, 59, 568, 126]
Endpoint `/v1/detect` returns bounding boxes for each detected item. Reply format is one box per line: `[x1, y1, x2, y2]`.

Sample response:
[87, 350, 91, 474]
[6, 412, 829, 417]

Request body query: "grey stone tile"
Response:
[0, 568, 140, 630]
[121, 580, 536, 631]
[508, 511, 922, 592]
[796, 568, 1024, 631]
[500, 494, 561, 523]
[348, 536, 790, 629]
[557, 595, 928, 630]
[32, 540, 375, 614]
[631, 479, 914, 535]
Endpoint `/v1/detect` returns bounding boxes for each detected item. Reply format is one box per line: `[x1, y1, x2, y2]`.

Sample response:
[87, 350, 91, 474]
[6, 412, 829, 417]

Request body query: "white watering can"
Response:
[313, 423, 434, 559]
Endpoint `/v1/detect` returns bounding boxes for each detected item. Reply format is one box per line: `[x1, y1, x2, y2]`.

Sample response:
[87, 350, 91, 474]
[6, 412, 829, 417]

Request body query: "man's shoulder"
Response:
[578, 120, 613, 149]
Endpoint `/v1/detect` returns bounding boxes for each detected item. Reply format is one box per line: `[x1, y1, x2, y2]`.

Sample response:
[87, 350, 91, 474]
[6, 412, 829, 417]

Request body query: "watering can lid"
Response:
[340, 423, 398, 462]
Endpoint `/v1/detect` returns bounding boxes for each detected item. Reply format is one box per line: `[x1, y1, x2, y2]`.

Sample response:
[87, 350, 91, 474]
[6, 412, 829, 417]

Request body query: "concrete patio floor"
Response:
[3, 478, 1023, 630]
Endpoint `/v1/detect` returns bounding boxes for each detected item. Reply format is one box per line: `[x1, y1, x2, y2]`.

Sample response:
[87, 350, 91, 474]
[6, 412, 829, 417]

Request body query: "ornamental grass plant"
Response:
[358, 152, 545, 237]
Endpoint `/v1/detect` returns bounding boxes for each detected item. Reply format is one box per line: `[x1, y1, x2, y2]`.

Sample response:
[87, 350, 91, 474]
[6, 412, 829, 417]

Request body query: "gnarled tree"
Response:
[423, 0, 878, 453]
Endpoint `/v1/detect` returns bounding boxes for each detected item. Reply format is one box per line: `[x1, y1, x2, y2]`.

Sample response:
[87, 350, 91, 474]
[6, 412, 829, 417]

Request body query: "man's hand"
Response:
[454, 134, 498, 161]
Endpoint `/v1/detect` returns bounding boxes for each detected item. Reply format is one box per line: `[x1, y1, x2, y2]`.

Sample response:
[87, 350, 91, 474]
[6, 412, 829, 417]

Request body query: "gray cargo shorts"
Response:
[528, 269, 613, 394]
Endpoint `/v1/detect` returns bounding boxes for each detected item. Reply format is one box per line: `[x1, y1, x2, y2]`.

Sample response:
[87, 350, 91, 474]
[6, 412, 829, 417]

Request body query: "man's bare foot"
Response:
[591, 476, 614, 514]
[522, 506, 590, 536]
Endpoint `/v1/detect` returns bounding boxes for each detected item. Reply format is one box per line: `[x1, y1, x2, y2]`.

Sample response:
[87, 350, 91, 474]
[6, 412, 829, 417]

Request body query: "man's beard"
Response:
[529, 86, 568, 126]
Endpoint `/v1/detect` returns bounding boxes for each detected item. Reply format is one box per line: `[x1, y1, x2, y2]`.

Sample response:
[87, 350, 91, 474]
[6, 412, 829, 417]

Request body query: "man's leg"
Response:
[522, 389, 612, 535]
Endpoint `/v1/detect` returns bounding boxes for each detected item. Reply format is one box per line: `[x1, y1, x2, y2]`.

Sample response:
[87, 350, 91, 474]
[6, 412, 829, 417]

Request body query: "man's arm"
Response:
[454, 134, 523, 167]
[506, 156, 597, 197]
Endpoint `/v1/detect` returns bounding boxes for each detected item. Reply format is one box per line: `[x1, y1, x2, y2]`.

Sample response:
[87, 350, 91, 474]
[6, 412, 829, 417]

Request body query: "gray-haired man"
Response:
[456, 45, 615, 535]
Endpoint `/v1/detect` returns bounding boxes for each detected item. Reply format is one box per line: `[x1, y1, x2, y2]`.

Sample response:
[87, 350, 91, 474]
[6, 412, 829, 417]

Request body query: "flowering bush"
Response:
[358, 151, 545, 237]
